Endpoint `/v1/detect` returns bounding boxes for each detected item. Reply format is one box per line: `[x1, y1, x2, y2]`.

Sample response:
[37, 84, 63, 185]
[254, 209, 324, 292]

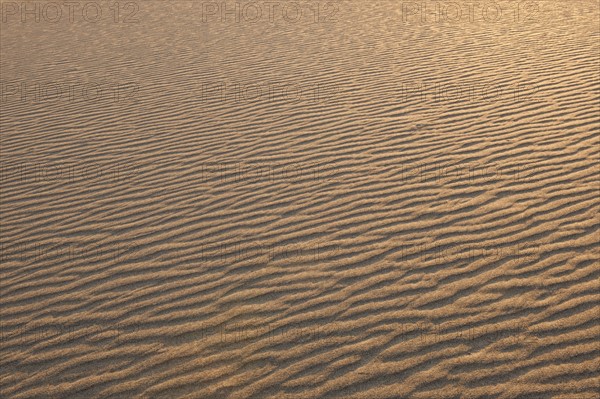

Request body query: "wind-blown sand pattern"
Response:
[1, 1, 599, 398]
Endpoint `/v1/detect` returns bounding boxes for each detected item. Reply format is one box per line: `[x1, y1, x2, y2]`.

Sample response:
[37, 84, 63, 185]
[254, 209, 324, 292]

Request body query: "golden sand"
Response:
[1, 1, 599, 398]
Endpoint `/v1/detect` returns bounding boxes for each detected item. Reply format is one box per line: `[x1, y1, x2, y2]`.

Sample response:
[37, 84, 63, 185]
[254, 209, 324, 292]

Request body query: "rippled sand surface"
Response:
[1, 1, 599, 398]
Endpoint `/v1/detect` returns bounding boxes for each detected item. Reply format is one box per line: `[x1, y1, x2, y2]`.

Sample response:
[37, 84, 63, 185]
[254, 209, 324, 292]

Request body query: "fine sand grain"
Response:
[1, 1, 599, 398]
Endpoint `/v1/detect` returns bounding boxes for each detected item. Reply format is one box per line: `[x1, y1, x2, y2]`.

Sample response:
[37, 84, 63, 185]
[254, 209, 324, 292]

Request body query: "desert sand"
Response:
[0, 1, 599, 398]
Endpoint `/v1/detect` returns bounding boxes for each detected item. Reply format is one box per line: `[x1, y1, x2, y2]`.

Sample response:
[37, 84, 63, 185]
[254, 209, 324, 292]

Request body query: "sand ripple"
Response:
[1, 1, 599, 398]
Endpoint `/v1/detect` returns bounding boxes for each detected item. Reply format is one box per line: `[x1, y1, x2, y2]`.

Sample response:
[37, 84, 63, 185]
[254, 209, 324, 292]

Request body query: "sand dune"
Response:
[1, 1, 599, 398]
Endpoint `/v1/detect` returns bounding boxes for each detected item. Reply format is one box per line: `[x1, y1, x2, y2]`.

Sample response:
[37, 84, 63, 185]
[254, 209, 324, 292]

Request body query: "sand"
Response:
[1, 0, 599, 398]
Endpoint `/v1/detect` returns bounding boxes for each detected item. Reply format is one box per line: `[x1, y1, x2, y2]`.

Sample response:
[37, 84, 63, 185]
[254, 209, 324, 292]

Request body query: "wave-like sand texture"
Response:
[1, 1, 599, 398]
